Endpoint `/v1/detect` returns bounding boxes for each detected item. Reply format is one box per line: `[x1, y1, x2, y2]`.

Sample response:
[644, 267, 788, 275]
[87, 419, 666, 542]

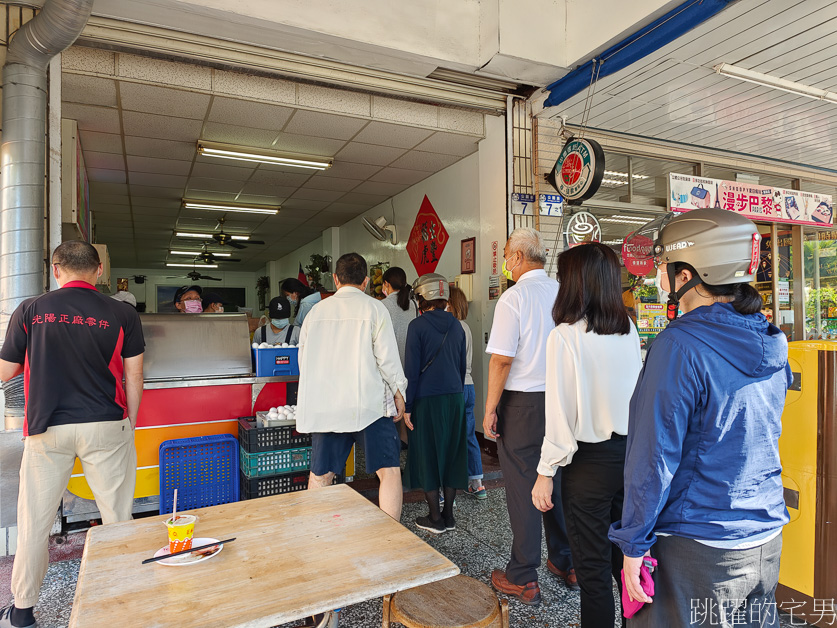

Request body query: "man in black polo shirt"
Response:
[0, 241, 144, 628]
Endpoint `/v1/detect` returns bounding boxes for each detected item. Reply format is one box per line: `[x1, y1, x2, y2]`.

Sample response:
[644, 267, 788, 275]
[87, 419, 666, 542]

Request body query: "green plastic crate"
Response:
[239, 445, 311, 478]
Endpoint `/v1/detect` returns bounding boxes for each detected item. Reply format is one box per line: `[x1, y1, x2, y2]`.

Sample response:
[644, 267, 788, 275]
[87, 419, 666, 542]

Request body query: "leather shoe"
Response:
[491, 569, 541, 606]
[547, 560, 580, 591]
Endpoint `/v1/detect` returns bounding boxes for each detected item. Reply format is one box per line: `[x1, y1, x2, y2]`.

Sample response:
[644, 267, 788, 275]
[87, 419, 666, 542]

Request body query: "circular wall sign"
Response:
[547, 138, 605, 203]
[564, 211, 602, 248]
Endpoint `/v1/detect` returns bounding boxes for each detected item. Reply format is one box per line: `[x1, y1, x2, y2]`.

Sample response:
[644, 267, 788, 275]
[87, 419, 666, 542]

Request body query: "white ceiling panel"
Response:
[328, 202, 369, 214]
[124, 136, 196, 160]
[190, 162, 254, 181]
[414, 132, 481, 156]
[352, 121, 434, 149]
[126, 155, 192, 176]
[119, 82, 211, 120]
[303, 176, 362, 192]
[122, 111, 203, 142]
[129, 184, 183, 199]
[249, 168, 313, 187]
[130, 172, 188, 188]
[289, 188, 346, 202]
[79, 131, 123, 154]
[187, 177, 243, 194]
[63, 75, 118, 107]
[351, 180, 409, 196]
[63, 103, 120, 134]
[282, 110, 368, 140]
[335, 142, 407, 166]
[201, 122, 279, 148]
[280, 199, 331, 211]
[207, 97, 295, 131]
[369, 167, 429, 185]
[269, 132, 347, 157]
[389, 150, 459, 172]
[240, 182, 300, 197]
[84, 152, 124, 173]
[88, 168, 127, 184]
[319, 162, 382, 179]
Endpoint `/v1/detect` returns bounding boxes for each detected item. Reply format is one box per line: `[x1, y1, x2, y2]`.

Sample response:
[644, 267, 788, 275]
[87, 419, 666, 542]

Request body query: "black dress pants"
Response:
[496, 390, 573, 585]
[562, 436, 627, 628]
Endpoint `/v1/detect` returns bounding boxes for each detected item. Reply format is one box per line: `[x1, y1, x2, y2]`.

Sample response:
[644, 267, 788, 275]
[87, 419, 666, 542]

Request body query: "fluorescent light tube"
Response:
[197, 141, 333, 170]
[175, 231, 250, 240]
[604, 170, 649, 180]
[715, 63, 837, 103]
[170, 250, 232, 257]
[166, 263, 218, 269]
[182, 200, 279, 215]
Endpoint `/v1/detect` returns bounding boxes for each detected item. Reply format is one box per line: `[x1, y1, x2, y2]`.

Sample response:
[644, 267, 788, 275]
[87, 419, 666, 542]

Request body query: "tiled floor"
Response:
[0, 486, 811, 628]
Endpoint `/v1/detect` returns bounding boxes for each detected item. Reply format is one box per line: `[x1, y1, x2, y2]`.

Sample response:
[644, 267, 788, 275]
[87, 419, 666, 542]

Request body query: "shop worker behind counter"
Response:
[0, 241, 145, 628]
[296, 253, 408, 521]
[484, 227, 575, 607]
[256, 296, 300, 345]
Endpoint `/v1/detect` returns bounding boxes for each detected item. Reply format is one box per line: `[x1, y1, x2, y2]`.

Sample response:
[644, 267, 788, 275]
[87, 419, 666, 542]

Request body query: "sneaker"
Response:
[491, 569, 541, 606]
[443, 514, 456, 531]
[415, 516, 446, 534]
[465, 485, 488, 500]
[547, 560, 580, 591]
[0, 605, 36, 628]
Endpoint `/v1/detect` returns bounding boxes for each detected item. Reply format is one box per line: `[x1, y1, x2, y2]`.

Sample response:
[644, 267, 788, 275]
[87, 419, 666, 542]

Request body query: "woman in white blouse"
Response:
[532, 242, 642, 628]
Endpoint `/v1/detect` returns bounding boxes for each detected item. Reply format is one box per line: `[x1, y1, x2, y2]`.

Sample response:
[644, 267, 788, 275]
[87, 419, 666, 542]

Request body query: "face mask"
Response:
[501, 255, 519, 281]
[654, 272, 668, 303]
[271, 318, 289, 329]
[216, 306, 224, 313]
[287, 296, 298, 305]
[184, 300, 203, 313]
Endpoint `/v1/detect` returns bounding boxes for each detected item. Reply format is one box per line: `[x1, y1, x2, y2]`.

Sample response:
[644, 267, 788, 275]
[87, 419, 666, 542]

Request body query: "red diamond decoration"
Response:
[406, 195, 449, 277]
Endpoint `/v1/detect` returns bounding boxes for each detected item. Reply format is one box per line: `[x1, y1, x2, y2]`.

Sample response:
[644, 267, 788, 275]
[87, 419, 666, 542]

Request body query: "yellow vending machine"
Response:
[776, 341, 837, 626]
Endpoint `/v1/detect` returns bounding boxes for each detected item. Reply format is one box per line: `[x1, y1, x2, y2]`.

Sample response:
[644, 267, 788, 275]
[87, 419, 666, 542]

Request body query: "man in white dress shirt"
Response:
[483, 228, 575, 606]
[296, 253, 408, 520]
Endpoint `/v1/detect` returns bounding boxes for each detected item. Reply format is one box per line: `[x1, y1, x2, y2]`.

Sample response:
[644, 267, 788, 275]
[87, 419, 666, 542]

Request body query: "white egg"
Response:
[252, 342, 259, 349]
[286, 412, 295, 421]
[281, 342, 289, 348]
[267, 413, 278, 421]
[269, 407, 277, 414]
[259, 342, 270, 349]
[284, 405, 291, 410]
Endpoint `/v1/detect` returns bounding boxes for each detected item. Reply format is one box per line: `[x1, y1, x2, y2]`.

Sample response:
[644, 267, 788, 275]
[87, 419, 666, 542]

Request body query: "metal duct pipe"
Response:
[0, 0, 94, 430]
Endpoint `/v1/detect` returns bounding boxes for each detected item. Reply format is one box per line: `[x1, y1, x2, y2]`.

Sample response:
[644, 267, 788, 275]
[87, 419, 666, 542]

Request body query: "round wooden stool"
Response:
[382, 575, 509, 627]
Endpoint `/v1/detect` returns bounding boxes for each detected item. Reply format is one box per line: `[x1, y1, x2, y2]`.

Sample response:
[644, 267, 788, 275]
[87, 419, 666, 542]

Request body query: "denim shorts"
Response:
[310, 416, 400, 475]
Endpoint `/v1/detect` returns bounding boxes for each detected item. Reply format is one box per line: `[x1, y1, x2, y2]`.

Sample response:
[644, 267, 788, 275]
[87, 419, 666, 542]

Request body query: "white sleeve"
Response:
[372, 305, 408, 397]
[485, 297, 519, 357]
[538, 329, 579, 476]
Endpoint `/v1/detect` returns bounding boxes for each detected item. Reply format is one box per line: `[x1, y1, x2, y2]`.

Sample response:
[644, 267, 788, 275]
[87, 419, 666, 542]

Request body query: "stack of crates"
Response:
[238, 413, 312, 500]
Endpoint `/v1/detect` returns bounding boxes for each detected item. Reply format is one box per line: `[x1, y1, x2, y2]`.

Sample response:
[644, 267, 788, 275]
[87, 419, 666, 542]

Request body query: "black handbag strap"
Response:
[421, 319, 453, 374]
[285, 325, 295, 344]
[260, 325, 267, 343]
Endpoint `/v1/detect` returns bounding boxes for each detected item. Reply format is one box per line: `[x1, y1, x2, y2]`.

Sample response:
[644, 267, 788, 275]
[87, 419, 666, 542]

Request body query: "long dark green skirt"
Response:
[403, 393, 468, 491]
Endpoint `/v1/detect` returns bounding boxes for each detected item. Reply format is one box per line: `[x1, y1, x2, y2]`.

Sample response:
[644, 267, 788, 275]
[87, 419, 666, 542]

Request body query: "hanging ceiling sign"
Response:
[547, 138, 605, 203]
[564, 211, 602, 248]
[669, 173, 833, 227]
[406, 195, 449, 276]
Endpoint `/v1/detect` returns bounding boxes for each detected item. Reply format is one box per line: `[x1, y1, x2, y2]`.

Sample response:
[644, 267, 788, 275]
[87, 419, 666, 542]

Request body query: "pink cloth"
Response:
[621, 557, 658, 619]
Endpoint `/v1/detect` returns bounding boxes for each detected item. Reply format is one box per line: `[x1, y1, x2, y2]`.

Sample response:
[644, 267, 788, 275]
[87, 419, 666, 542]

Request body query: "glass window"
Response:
[804, 226, 837, 340]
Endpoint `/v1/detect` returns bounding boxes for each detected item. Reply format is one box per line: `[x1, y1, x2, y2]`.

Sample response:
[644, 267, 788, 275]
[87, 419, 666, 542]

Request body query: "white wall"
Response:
[267, 114, 507, 425]
[109, 267, 260, 313]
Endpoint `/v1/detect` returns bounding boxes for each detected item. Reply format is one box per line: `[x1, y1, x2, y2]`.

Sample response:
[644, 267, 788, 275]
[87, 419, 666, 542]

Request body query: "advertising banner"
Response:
[669, 174, 833, 227]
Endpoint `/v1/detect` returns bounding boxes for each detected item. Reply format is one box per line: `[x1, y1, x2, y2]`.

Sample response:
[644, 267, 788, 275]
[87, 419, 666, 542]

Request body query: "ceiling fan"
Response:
[166, 269, 222, 282]
[212, 216, 265, 250]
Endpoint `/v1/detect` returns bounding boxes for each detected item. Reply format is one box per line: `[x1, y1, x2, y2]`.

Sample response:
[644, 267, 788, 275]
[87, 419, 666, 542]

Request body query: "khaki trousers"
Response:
[12, 418, 136, 608]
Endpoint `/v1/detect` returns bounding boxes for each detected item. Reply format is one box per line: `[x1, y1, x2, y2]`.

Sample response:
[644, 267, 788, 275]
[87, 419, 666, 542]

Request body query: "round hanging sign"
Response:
[564, 211, 602, 248]
[547, 138, 605, 203]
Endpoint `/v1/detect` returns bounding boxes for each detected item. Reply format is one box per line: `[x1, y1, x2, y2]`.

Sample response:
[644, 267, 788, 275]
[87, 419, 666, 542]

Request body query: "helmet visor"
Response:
[621, 214, 675, 277]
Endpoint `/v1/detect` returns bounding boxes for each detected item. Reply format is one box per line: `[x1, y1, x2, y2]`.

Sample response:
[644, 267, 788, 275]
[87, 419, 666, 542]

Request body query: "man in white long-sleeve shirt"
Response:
[297, 252, 408, 520]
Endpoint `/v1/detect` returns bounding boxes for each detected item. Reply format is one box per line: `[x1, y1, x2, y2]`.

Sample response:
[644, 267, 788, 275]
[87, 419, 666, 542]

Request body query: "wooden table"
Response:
[69, 484, 459, 628]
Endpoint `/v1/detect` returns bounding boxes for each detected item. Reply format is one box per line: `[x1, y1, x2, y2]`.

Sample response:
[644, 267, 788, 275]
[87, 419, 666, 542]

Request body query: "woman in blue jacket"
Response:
[403, 273, 468, 535]
[609, 208, 791, 627]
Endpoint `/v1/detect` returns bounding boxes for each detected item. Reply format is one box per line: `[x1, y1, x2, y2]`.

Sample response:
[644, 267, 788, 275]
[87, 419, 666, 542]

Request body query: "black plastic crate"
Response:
[238, 417, 312, 453]
[240, 470, 309, 500]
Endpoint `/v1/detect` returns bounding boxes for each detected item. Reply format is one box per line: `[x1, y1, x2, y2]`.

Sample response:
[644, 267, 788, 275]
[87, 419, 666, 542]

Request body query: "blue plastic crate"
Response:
[252, 346, 299, 377]
[159, 434, 239, 515]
